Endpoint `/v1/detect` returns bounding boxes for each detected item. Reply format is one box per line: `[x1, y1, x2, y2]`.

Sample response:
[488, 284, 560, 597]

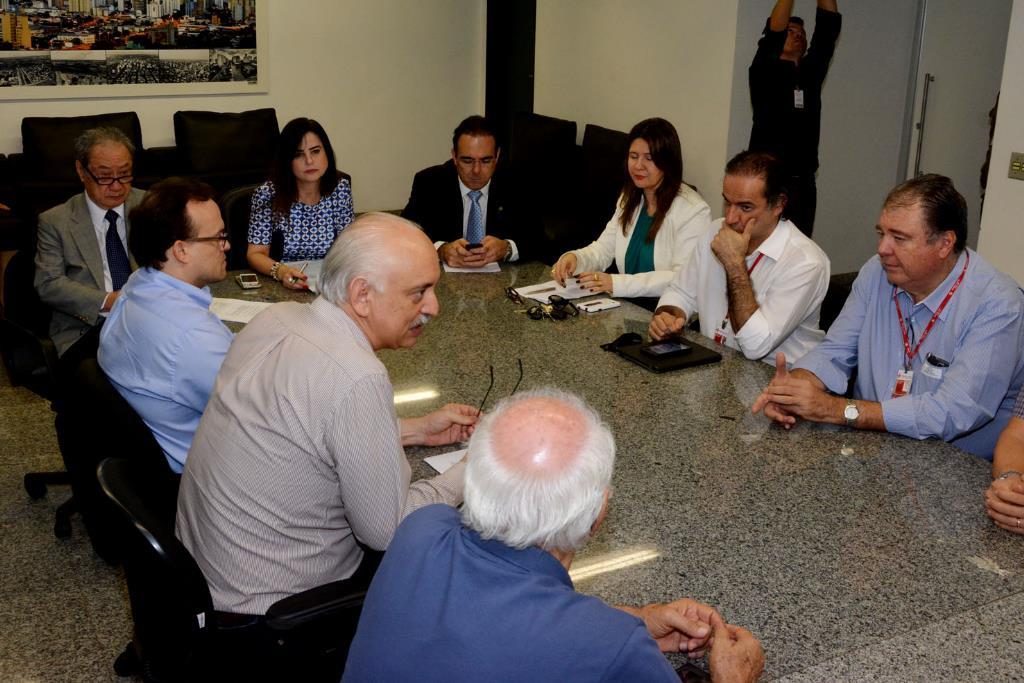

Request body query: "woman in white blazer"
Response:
[552, 118, 712, 299]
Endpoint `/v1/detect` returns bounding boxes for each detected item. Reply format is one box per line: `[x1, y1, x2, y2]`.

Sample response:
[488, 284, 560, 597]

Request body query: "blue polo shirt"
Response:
[343, 504, 678, 682]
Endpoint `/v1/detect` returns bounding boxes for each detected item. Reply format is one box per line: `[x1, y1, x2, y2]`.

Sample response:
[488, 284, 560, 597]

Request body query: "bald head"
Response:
[319, 212, 435, 304]
[462, 388, 616, 552]
[490, 396, 589, 480]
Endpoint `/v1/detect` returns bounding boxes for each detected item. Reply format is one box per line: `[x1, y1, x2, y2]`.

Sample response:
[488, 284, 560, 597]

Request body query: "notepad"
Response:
[513, 279, 592, 303]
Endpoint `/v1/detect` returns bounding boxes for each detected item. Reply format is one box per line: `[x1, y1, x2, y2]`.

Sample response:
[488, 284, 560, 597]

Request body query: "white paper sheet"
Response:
[443, 262, 501, 274]
[210, 298, 273, 323]
[424, 448, 467, 474]
[513, 279, 593, 303]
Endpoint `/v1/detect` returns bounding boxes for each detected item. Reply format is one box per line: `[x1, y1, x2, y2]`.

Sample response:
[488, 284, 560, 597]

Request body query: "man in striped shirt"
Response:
[176, 213, 478, 615]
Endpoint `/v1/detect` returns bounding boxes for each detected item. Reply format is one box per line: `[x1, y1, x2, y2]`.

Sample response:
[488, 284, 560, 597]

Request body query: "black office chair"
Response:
[98, 457, 374, 682]
[0, 247, 77, 535]
[56, 358, 170, 563]
[219, 183, 259, 270]
[820, 272, 857, 333]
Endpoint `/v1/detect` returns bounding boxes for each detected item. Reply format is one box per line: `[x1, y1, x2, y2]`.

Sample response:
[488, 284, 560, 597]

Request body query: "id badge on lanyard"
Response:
[714, 321, 732, 347]
[892, 368, 914, 398]
[794, 89, 805, 109]
[891, 253, 969, 399]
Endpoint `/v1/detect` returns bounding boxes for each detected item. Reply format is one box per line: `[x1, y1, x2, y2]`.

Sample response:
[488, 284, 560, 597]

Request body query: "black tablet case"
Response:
[614, 340, 722, 373]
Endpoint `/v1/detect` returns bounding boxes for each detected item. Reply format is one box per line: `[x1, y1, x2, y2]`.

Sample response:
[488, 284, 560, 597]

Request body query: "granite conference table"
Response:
[211, 262, 1024, 681]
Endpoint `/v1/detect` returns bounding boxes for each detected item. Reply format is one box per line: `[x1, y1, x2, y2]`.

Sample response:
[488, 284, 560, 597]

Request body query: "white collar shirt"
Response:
[658, 218, 830, 365]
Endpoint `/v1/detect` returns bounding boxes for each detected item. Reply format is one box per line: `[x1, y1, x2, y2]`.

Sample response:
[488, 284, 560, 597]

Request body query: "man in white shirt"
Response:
[649, 151, 829, 364]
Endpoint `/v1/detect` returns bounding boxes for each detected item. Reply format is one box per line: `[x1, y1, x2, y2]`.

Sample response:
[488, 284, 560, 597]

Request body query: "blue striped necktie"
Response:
[105, 209, 131, 291]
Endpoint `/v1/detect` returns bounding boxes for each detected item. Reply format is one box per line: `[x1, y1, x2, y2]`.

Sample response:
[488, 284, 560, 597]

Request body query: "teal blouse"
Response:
[623, 201, 656, 275]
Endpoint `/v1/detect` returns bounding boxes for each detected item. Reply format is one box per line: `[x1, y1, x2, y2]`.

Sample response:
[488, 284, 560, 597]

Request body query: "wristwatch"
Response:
[843, 399, 859, 427]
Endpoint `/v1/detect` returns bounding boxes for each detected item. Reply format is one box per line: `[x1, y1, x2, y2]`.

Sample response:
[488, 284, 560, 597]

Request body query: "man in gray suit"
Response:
[34, 127, 146, 362]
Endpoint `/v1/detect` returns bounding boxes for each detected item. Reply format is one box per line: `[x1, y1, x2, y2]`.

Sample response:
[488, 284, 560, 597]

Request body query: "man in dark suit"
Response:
[402, 115, 531, 267]
[34, 127, 146, 365]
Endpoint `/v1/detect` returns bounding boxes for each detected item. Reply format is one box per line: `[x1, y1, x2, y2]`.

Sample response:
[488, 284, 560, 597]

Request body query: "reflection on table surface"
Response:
[211, 261, 1024, 680]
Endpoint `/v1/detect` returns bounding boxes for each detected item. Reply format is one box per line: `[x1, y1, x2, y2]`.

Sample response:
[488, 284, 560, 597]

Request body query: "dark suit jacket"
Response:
[401, 160, 536, 262]
[35, 189, 145, 356]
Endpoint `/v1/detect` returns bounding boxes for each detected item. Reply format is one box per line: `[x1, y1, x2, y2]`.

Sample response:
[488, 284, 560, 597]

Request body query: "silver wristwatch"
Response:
[843, 399, 859, 427]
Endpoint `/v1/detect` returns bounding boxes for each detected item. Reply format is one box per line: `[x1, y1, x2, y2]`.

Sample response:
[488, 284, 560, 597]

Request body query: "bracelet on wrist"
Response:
[996, 470, 1022, 481]
[270, 261, 281, 281]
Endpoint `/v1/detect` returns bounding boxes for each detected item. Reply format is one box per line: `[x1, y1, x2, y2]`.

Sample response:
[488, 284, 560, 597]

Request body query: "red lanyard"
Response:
[893, 251, 969, 365]
[720, 252, 765, 328]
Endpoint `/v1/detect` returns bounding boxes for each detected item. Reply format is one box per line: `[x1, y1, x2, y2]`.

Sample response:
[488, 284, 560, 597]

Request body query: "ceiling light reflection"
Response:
[569, 547, 661, 582]
[393, 388, 440, 405]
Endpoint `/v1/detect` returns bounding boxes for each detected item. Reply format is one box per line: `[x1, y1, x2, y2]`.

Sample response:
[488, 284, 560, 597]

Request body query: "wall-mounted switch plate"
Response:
[1010, 152, 1024, 181]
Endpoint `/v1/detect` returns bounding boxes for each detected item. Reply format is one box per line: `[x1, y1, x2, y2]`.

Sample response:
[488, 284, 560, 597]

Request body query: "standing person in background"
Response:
[748, 0, 841, 237]
[247, 117, 354, 290]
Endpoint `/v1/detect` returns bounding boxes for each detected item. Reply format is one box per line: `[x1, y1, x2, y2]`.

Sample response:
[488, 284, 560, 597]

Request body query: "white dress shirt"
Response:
[658, 218, 830, 364]
[432, 178, 519, 261]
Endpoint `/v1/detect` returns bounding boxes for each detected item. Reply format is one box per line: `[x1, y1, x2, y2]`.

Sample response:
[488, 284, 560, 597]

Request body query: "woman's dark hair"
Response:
[128, 177, 217, 269]
[269, 117, 339, 219]
[618, 118, 684, 243]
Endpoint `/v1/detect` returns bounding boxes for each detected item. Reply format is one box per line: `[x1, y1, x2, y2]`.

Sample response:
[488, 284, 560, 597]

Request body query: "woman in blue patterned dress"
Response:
[246, 117, 354, 289]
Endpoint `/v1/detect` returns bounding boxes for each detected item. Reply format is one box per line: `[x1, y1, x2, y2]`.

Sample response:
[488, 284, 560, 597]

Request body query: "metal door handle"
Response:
[913, 73, 935, 177]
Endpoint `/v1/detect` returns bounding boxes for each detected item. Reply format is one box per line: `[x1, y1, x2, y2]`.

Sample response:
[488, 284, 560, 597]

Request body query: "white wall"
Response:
[0, 0, 486, 211]
[979, 0, 1024, 285]
[726, 0, 921, 274]
[534, 0, 740, 216]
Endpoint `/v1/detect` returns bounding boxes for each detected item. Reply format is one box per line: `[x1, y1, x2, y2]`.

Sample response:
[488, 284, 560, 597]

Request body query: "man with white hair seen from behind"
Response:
[176, 213, 479, 621]
[344, 388, 764, 682]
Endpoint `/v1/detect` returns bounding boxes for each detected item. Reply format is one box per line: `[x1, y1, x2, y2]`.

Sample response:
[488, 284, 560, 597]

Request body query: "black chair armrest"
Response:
[264, 580, 366, 631]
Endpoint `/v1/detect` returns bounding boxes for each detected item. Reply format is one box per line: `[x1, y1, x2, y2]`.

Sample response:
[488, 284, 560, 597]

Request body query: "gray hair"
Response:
[74, 127, 136, 166]
[318, 212, 420, 304]
[462, 387, 616, 552]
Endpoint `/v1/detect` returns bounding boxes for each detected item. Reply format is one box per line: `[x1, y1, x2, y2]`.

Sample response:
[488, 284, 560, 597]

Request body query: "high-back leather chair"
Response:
[98, 457, 375, 681]
[173, 108, 279, 194]
[219, 183, 260, 270]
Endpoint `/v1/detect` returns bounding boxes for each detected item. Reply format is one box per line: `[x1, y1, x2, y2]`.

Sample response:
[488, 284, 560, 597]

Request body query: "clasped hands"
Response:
[440, 236, 508, 268]
[629, 599, 764, 682]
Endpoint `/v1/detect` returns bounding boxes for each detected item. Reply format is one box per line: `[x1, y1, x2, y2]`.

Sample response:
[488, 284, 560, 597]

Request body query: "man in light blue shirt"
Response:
[99, 177, 234, 473]
[754, 174, 1024, 460]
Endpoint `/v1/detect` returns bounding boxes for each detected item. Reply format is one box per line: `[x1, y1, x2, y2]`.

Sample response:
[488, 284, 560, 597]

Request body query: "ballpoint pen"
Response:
[290, 262, 309, 284]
